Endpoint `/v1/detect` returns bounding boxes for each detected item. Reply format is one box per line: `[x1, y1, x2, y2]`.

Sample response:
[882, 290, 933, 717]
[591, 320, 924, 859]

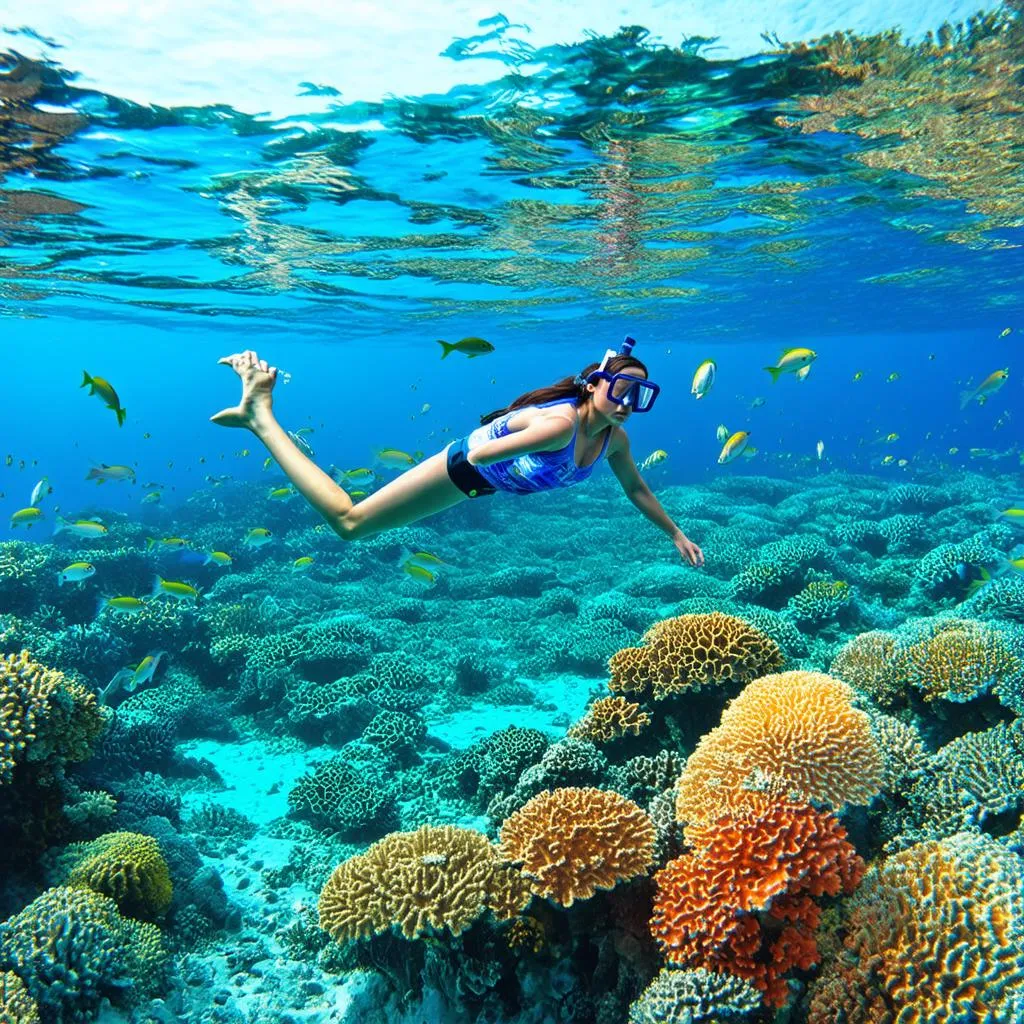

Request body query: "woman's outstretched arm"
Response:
[211, 350, 353, 529]
[606, 431, 704, 567]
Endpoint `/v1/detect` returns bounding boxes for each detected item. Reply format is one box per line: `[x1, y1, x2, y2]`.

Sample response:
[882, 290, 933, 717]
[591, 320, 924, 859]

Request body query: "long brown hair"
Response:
[480, 354, 649, 425]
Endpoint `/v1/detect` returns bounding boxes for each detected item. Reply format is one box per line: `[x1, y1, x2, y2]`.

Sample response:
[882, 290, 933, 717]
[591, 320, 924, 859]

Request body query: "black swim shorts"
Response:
[446, 438, 496, 499]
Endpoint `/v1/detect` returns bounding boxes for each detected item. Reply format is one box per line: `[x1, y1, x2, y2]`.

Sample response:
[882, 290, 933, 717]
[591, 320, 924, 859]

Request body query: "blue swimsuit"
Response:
[448, 399, 611, 497]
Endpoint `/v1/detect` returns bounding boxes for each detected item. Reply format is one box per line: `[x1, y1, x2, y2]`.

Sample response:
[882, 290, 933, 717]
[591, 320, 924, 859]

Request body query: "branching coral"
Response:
[318, 826, 528, 942]
[675, 671, 883, 828]
[608, 613, 782, 701]
[806, 832, 1024, 1022]
[651, 802, 863, 1007]
[499, 787, 656, 906]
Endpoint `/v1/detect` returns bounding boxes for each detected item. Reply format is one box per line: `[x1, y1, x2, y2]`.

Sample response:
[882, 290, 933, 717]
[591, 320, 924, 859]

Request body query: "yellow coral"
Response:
[567, 696, 651, 743]
[0, 650, 106, 785]
[608, 613, 783, 701]
[675, 671, 884, 829]
[0, 970, 39, 1024]
[53, 831, 173, 920]
[506, 916, 546, 954]
[829, 631, 902, 707]
[499, 787, 656, 907]
[319, 825, 518, 942]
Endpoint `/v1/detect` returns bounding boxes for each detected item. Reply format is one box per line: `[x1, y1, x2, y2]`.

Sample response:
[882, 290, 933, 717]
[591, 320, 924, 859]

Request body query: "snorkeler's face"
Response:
[589, 364, 647, 422]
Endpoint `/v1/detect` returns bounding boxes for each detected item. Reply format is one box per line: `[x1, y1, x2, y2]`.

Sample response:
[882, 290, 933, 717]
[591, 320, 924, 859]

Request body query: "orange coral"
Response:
[651, 802, 864, 1007]
[608, 613, 783, 701]
[499, 787, 656, 906]
[567, 696, 651, 743]
[674, 671, 883, 828]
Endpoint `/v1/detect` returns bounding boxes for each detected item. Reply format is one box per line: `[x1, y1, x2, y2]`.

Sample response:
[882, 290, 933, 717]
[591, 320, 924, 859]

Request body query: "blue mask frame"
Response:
[587, 371, 660, 412]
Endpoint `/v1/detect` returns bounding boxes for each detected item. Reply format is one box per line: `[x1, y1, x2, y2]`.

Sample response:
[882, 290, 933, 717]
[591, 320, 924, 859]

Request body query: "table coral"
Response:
[608, 612, 783, 701]
[806, 832, 1024, 1023]
[652, 801, 863, 1007]
[675, 671, 883, 828]
[499, 786, 656, 906]
[318, 825, 525, 942]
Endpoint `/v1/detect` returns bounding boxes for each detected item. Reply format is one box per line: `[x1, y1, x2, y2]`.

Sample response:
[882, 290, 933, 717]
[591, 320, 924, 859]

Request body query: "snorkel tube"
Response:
[596, 335, 637, 372]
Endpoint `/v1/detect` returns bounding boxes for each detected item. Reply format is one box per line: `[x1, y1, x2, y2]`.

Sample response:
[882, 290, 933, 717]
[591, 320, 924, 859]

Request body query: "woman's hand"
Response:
[673, 532, 704, 567]
[211, 350, 278, 431]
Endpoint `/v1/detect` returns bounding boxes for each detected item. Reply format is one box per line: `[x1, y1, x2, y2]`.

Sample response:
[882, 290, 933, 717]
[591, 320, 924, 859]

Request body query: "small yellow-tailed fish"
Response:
[101, 596, 145, 613]
[1000, 328, 1013, 338]
[348, 490, 368, 500]
[336, 467, 374, 482]
[405, 549, 446, 568]
[54, 516, 108, 538]
[1000, 507, 1024, 519]
[949, 447, 959, 455]
[57, 562, 96, 586]
[960, 368, 1009, 410]
[795, 364, 812, 382]
[243, 527, 273, 547]
[263, 456, 274, 471]
[965, 567, 992, 597]
[10, 507, 43, 528]
[147, 537, 188, 550]
[881, 455, 895, 465]
[152, 576, 199, 602]
[690, 359, 716, 400]
[763, 347, 816, 382]
[639, 449, 668, 472]
[86, 463, 136, 484]
[29, 477, 52, 507]
[852, 370, 864, 381]
[100, 650, 166, 704]
[885, 433, 899, 443]
[292, 556, 315, 572]
[142, 491, 161, 504]
[268, 486, 295, 500]
[1007, 556, 1024, 573]
[436, 337, 494, 359]
[235, 448, 250, 457]
[204, 551, 232, 567]
[898, 459, 909, 467]
[886, 372, 900, 382]
[402, 560, 436, 583]
[816, 440, 825, 461]
[718, 431, 754, 465]
[715, 424, 729, 443]
[81, 371, 127, 427]
[376, 449, 417, 469]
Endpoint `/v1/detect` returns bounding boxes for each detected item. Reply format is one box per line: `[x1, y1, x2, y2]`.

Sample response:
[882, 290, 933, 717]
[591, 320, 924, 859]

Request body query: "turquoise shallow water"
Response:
[1, 5, 1024, 1023]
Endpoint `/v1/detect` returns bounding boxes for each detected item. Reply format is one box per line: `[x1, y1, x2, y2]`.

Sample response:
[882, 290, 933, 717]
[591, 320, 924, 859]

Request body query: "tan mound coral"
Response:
[608, 613, 783, 701]
[499, 787, 656, 906]
[1, 650, 107, 784]
[675, 671, 883, 828]
[318, 825, 529, 942]
[829, 630, 902, 707]
[567, 696, 651, 744]
[50, 831, 173, 920]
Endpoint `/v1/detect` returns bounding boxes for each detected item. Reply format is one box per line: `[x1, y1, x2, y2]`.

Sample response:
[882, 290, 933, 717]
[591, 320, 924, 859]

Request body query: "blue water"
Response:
[1, 5, 1024, 1023]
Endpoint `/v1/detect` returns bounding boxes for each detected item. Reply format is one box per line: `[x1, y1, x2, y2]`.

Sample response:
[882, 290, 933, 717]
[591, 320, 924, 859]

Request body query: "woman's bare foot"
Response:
[211, 350, 278, 430]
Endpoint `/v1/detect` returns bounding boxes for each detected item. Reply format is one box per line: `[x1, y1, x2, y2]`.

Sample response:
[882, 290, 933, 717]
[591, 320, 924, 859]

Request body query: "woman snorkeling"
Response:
[211, 338, 705, 566]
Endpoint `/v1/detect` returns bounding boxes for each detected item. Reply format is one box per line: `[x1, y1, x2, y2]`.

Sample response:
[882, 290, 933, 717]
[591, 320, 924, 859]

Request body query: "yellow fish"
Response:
[949, 447, 959, 455]
[268, 486, 295, 500]
[881, 455, 895, 465]
[377, 449, 416, 469]
[337, 467, 374, 481]
[852, 370, 864, 382]
[886, 372, 900, 382]
[263, 457, 274, 471]
[407, 550, 446, 567]
[54, 517, 108, 538]
[81, 371, 127, 427]
[10, 506, 43, 528]
[151, 576, 199, 602]
[204, 551, 232, 567]
[102, 596, 145, 613]
[639, 449, 668, 471]
[715, 424, 729, 443]
[86, 464, 136, 484]
[292, 556, 315, 572]
[763, 347, 816, 382]
[1000, 328, 1012, 338]
[1000, 508, 1024, 519]
[402, 561, 436, 583]
[718, 431, 754, 465]
[690, 360, 716, 400]
[885, 433, 899, 443]
[243, 528, 273, 547]
[147, 537, 187, 550]
[142, 491, 162, 504]
[436, 337, 494, 359]
[349, 490, 368, 500]
[960, 368, 1009, 410]
[795, 365, 812, 382]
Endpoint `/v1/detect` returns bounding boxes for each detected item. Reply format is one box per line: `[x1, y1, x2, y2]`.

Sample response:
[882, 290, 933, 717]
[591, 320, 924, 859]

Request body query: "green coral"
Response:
[0, 970, 39, 1023]
[785, 579, 852, 625]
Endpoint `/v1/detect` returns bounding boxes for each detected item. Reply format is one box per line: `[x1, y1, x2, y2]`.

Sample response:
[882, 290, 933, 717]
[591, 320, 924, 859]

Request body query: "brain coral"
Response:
[628, 967, 761, 1024]
[499, 787, 656, 906]
[806, 832, 1024, 1023]
[651, 802, 864, 1008]
[0, 970, 39, 1024]
[567, 696, 651, 744]
[48, 831, 173, 920]
[1, 650, 107, 784]
[608, 613, 783, 702]
[318, 825, 527, 942]
[675, 671, 883, 828]
[0, 885, 167, 1022]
